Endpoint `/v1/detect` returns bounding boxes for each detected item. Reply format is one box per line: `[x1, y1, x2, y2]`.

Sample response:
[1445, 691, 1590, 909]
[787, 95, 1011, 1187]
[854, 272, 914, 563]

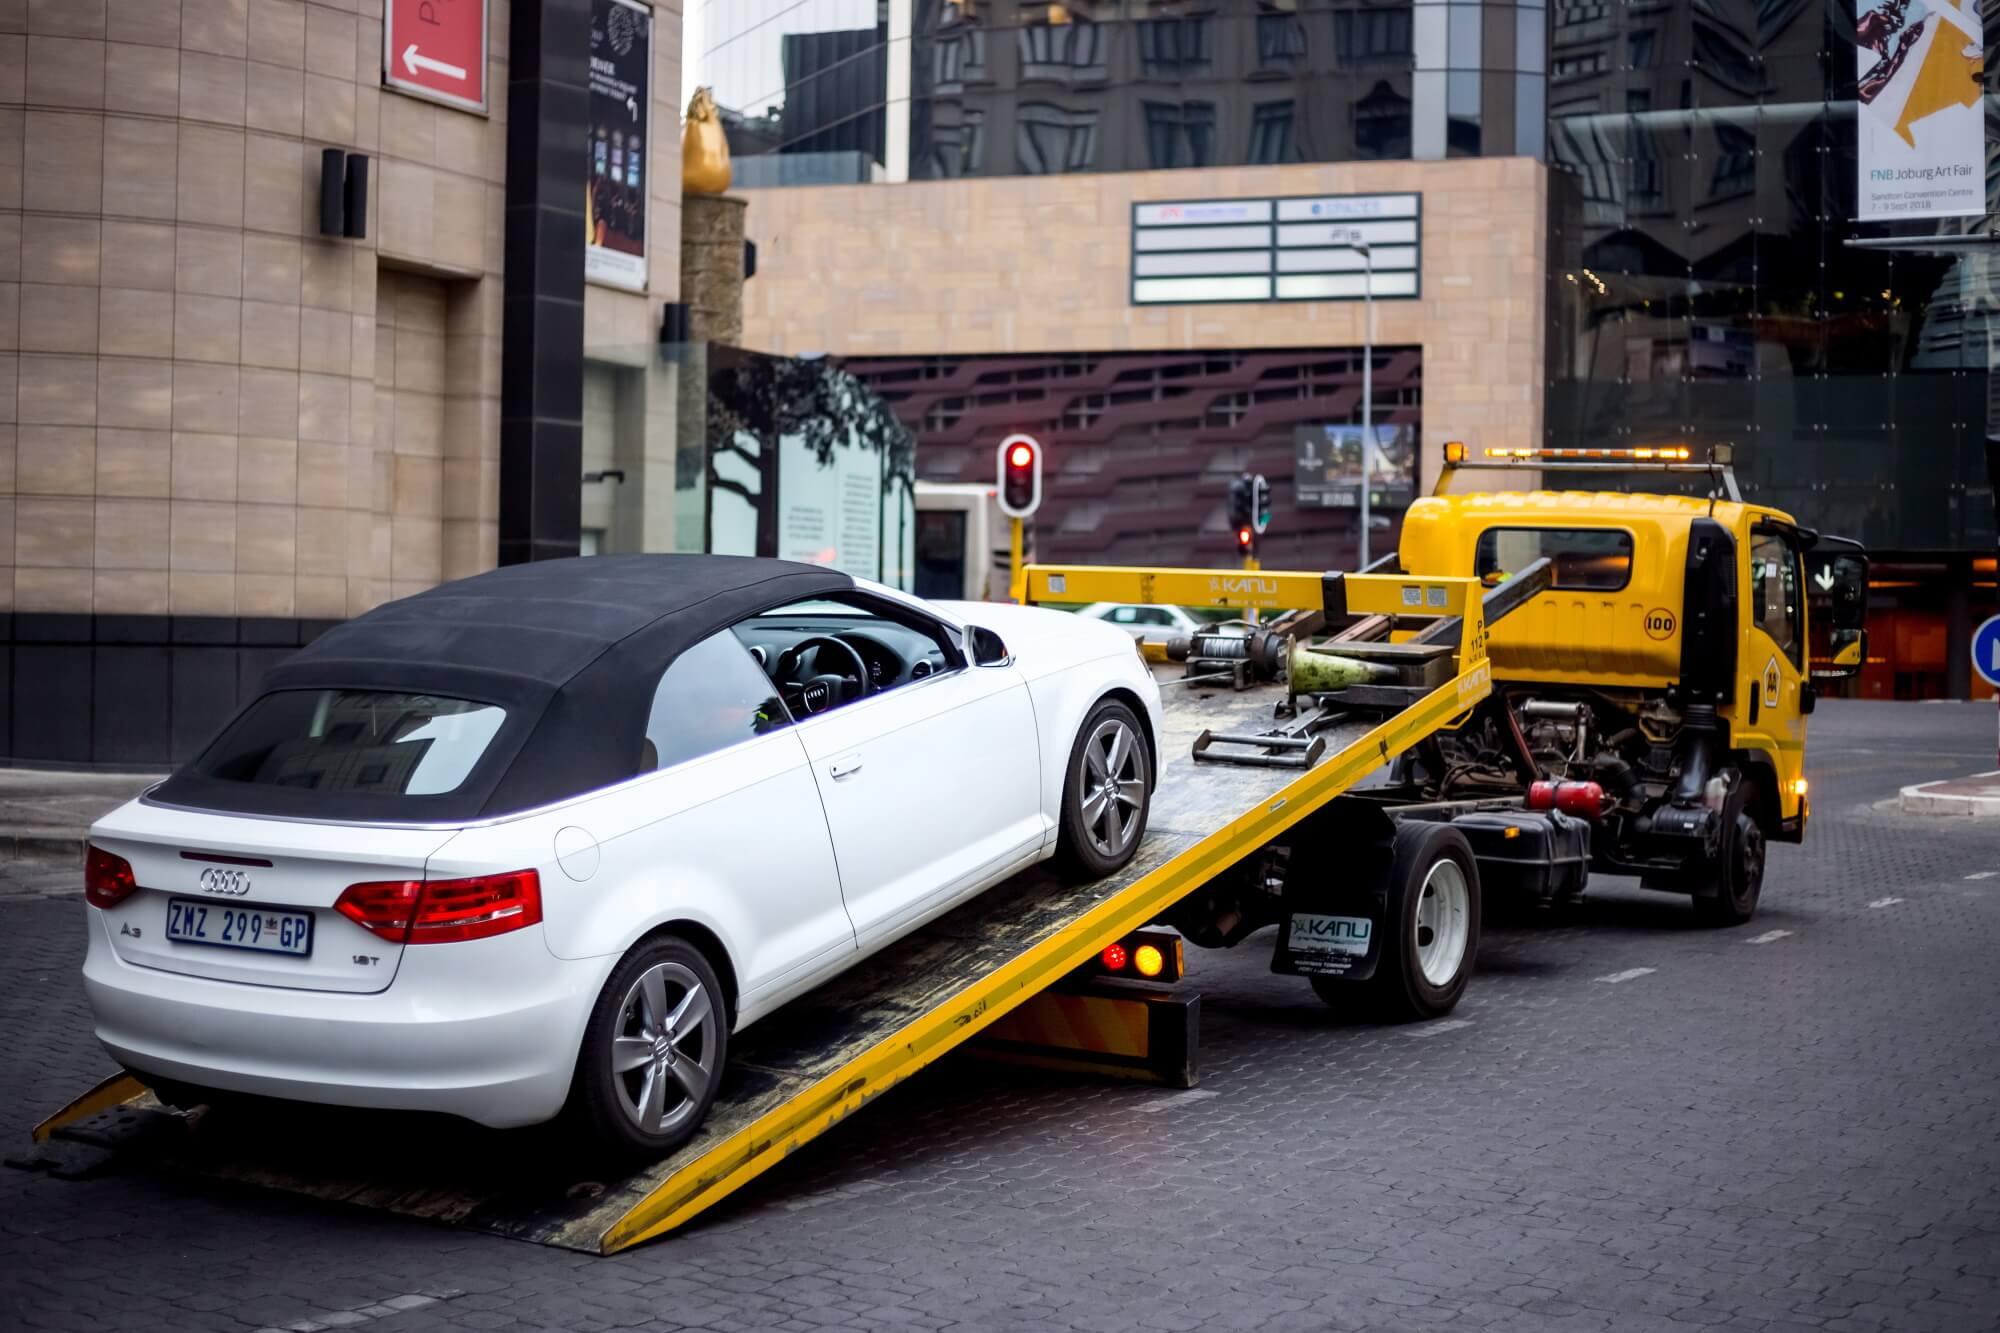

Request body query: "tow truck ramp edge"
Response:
[23, 568, 1514, 1254]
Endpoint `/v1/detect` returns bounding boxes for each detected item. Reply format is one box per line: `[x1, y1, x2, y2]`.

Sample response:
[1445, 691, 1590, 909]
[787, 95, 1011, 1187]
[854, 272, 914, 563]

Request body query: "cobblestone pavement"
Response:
[4, 701, 1998, 1332]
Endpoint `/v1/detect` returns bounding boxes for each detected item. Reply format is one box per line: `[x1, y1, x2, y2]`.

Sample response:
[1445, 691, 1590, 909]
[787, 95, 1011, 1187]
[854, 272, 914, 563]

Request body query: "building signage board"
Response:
[1131, 193, 1420, 305]
[587, 0, 653, 292]
[1855, 0, 1984, 221]
[383, 0, 488, 114]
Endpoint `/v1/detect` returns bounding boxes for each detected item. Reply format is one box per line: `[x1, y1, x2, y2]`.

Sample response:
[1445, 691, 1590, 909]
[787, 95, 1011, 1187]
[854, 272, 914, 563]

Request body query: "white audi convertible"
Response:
[81, 556, 1161, 1157]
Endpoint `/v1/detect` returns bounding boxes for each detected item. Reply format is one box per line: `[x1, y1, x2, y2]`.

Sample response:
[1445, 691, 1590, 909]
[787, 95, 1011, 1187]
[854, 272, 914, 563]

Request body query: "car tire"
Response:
[568, 934, 728, 1162]
[1056, 697, 1153, 879]
[1313, 822, 1480, 1022]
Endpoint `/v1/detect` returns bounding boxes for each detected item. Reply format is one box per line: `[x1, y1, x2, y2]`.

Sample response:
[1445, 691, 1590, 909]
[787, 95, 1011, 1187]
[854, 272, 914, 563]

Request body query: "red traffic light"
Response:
[996, 434, 1043, 518]
[1237, 526, 1254, 548]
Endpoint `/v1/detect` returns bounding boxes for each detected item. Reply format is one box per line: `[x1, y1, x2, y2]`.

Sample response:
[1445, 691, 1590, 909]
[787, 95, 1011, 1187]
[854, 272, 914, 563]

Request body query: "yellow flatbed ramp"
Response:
[27, 572, 1492, 1254]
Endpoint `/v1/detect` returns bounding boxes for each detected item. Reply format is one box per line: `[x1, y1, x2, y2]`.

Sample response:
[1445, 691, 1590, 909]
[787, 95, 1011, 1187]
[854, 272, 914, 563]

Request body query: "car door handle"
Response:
[828, 755, 864, 780]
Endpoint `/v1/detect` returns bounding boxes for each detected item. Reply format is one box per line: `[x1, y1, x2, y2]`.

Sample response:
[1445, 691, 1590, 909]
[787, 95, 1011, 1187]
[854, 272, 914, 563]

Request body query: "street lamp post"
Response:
[1338, 234, 1375, 570]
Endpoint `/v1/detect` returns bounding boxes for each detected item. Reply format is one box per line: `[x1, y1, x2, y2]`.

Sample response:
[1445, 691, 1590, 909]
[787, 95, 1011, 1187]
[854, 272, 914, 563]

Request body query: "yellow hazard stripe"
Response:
[600, 656, 1492, 1252]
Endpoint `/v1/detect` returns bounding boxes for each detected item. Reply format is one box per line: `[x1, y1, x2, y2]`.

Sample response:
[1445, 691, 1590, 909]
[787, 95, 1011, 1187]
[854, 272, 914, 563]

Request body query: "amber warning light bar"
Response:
[1436, 442, 1739, 500]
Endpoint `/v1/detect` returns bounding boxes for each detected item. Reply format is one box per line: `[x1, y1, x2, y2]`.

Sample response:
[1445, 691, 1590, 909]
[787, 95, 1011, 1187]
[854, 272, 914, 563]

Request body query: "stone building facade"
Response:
[1, 0, 682, 765]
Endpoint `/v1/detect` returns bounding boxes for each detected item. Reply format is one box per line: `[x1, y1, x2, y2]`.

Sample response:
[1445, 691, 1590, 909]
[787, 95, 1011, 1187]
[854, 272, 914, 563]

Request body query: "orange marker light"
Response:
[1133, 943, 1165, 977]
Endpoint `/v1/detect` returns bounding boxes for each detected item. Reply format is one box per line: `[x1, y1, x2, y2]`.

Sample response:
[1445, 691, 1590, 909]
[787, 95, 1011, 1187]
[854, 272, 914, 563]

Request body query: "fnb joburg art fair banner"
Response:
[1856, 0, 1985, 221]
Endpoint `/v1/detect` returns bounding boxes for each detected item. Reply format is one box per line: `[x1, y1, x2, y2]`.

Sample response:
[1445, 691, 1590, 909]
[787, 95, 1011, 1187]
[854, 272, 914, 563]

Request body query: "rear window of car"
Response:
[192, 690, 508, 797]
[1474, 527, 1634, 591]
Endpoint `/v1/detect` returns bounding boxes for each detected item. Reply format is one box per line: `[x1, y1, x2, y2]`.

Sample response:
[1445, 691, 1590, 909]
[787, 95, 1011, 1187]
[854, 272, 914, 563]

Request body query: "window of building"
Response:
[1017, 103, 1100, 173]
[1256, 10, 1309, 70]
[1353, 80, 1412, 159]
[927, 108, 986, 178]
[932, 27, 987, 89]
[644, 631, 791, 772]
[1143, 100, 1217, 169]
[1628, 29, 1657, 68]
[1691, 23, 1758, 93]
[1553, 50, 1607, 80]
[1447, 4, 1481, 70]
[1138, 15, 1213, 77]
[1447, 71, 1480, 157]
[1555, 1, 1610, 29]
[1020, 20, 1107, 83]
[1333, 8, 1412, 68]
[1708, 121, 1755, 200]
[1248, 100, 1298, 164]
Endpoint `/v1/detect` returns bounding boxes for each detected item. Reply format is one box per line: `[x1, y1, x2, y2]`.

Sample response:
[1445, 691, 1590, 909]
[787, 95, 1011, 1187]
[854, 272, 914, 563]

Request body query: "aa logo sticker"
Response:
[1644, 608, 1677, 640]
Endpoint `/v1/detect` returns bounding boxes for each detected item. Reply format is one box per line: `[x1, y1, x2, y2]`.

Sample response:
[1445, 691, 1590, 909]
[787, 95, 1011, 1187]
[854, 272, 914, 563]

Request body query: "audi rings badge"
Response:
[198, 867, 252, 896]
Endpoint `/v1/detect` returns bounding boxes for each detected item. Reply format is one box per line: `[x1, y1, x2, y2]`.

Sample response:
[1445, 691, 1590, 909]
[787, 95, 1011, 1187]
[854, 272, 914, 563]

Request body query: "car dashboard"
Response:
[734, 615, 952, 694]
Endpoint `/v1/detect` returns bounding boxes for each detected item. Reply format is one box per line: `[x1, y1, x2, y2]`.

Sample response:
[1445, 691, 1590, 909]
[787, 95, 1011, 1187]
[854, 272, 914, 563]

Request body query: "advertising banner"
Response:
[1295, 424, 1417, 511]
[587, 0, 652, 291]
[1855, 0, 1985, 221]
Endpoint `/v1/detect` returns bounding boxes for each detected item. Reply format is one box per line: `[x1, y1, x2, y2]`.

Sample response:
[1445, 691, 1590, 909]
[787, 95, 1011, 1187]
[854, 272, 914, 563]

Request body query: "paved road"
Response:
[4, 700, 1998, 1332]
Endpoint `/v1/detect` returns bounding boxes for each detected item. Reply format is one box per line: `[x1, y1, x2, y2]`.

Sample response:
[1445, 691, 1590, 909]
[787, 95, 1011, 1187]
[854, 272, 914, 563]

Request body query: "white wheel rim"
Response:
[612, 960, 718, 1135]
[1414, 858, 1470, 987]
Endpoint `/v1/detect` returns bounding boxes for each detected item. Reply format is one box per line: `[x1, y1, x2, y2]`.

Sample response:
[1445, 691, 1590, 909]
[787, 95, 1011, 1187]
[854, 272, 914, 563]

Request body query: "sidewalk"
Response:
[1899, 771, 2000, 817]
[0, 769, 161, 861]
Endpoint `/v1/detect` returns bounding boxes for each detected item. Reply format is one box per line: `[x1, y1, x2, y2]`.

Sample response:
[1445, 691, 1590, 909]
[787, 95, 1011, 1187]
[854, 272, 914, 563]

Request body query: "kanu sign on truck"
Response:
[384, 0, 489, 114]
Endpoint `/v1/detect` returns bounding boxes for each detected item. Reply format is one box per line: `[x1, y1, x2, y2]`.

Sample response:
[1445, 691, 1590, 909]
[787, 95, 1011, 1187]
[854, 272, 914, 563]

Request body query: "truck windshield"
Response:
[1475, 527, 1634, 591]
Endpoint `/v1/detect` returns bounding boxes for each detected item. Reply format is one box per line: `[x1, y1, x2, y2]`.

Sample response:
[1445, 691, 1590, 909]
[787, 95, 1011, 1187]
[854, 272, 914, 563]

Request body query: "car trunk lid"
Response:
[91, 799, 462, 995]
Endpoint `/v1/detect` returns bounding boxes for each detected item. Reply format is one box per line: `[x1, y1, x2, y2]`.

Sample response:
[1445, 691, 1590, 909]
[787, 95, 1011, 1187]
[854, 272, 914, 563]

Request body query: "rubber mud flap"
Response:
[1269, 799, 1397, 983]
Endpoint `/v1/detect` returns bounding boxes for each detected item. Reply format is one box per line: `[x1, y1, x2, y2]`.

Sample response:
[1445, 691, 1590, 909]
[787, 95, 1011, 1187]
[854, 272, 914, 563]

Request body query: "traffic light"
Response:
[1227, 474, 1252, 530]
[1250, 474, 1271, 534]
[996, 434, 1042, 518]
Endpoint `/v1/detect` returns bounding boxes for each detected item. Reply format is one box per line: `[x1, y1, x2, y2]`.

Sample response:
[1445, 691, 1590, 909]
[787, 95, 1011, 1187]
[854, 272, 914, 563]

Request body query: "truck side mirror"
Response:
[1807, 542, 1868, 682]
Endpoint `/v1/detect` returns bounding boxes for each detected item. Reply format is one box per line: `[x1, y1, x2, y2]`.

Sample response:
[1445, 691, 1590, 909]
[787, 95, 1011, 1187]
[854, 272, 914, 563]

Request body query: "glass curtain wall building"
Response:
[689, 0, 1548, 184]
[1544, 0, 2000, 698]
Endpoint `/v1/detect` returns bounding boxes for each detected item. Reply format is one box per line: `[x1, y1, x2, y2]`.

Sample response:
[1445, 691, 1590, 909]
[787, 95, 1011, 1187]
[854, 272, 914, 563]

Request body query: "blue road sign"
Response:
[1972, 615, 2000, 688]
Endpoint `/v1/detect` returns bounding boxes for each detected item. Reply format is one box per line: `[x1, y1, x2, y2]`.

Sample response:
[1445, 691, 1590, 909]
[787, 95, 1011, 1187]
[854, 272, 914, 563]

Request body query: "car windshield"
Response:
[191, 690, 508, 797]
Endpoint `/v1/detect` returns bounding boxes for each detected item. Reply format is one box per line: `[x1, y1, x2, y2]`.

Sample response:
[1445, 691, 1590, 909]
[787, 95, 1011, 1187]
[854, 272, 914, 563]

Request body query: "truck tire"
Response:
[1313, 822, 1480, 1021]
[1691, 805, 1765, 928]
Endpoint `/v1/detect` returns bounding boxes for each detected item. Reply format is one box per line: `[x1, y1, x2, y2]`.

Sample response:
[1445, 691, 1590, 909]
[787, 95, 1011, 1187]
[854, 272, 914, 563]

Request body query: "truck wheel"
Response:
[1691, 807, 1765, 928]
[568, 934, 728, 1161]
[1313, 822, 1480, 1021]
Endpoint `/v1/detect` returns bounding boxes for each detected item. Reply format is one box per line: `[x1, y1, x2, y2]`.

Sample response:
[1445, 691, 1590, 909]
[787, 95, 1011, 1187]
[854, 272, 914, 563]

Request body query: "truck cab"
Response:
[1391, 445, 1869, 923]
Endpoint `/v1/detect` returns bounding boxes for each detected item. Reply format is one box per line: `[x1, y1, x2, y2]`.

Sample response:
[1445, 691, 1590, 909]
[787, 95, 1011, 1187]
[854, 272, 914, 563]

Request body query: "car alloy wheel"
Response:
[611, 960, 719, 1136]
[1079, 715, 1146, 862]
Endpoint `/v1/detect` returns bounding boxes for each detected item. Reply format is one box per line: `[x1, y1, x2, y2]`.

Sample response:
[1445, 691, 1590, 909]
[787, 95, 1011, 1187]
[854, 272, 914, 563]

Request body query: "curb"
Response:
[3, 830, 86, 863]
[1898, 773, 2000, 817]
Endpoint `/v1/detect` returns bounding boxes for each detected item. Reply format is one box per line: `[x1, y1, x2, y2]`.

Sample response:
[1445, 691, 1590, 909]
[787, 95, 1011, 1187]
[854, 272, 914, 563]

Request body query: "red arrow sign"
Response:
[385, 0, 487, 113]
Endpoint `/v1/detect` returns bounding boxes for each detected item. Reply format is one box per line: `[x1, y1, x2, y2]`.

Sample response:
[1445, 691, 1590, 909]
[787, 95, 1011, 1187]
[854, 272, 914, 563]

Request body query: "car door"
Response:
[1743, 523, 1808, 792]
[775, 600, 1042, 948]
[635, 631, 855, 996]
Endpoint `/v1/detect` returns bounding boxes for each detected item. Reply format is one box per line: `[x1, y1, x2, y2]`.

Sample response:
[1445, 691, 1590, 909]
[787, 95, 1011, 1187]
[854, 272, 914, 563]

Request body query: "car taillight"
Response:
[335, 879, 423, 941]
[84, 846, 138, 909]
[409, 870, 542, 943]
[335, 871, 541, 945]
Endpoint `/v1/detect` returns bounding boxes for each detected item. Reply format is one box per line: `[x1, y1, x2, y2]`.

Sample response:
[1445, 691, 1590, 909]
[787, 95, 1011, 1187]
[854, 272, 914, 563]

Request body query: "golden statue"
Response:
[682, 87, 732, 195]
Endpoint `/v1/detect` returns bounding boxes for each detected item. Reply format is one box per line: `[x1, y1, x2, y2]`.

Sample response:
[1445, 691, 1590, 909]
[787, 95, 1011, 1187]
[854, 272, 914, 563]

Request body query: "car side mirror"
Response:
[967, 625, 1011, 668]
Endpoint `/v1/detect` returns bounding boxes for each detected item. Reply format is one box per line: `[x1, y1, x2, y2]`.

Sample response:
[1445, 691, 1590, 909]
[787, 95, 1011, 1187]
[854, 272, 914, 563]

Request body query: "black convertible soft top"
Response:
[150, 555, 854, 823]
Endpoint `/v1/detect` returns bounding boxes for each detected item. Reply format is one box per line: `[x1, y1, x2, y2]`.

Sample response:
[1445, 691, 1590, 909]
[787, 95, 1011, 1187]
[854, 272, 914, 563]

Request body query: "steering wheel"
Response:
[775, 635, 871, 715]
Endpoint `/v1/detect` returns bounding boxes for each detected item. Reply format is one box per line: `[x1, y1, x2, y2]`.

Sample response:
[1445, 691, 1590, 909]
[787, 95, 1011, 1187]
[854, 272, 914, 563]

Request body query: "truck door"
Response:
[1744, 524, 1807, 816]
